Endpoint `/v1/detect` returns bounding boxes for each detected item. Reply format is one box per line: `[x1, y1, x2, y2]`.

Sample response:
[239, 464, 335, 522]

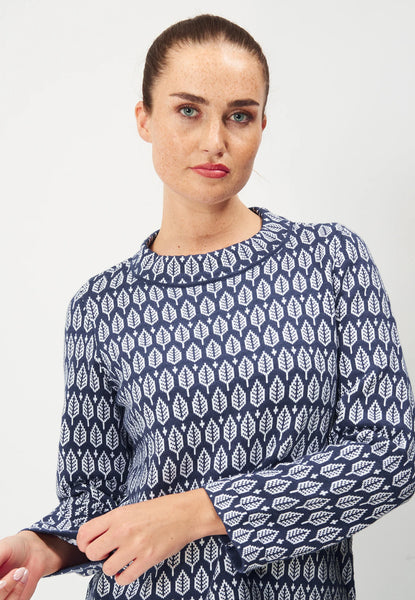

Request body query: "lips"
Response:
[191, 163, 230, 179]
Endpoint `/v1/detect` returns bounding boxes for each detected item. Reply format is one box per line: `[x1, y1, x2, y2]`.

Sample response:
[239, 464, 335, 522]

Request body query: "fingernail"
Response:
[13, 567, 27, 582]
[0, 580, 6, 589]
[21, 569, 29, 584]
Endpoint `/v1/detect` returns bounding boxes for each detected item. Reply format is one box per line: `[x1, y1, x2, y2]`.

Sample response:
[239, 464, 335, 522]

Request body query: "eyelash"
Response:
[178, 104, 253, 124]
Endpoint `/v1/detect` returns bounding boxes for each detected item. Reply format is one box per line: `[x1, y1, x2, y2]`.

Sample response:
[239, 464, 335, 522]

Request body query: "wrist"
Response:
[16, 530, 57, 576]
[16, 530, 86, 576]
[183, 488, 227, 541]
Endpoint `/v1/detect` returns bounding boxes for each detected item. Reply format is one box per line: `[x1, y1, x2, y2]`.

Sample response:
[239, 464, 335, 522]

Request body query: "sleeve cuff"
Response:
[19, 526, 102, 578]
[203, 478, 273, 574]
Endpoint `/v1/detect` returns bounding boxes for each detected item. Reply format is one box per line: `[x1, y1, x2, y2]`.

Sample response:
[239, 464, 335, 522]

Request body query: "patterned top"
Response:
[25, 206, 415, 600]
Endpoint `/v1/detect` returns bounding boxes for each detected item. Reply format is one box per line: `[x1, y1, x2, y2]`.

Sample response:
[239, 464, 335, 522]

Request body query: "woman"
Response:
[0, 13, 414, 600]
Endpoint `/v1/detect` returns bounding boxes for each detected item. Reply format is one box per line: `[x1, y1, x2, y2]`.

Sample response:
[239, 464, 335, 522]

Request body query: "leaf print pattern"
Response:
[24, 207, 415, 600]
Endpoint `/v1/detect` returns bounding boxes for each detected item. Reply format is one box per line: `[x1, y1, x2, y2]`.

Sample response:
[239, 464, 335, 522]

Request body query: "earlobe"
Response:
[135, 101, 152, 143]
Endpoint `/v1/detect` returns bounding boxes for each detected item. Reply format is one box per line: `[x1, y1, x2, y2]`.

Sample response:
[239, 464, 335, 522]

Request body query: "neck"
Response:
[149, 195, 262, 256]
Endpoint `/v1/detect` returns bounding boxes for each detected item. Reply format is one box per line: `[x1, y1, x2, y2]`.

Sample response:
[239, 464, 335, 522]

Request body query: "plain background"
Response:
[0, 1, 414, 598]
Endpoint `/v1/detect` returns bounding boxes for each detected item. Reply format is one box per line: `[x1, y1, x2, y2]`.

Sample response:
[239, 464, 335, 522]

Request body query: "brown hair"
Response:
[142, 14, 269, 115]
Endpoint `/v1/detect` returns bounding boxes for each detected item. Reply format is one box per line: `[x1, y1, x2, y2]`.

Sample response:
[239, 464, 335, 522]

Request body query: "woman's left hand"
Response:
[76, 489, 224, 585]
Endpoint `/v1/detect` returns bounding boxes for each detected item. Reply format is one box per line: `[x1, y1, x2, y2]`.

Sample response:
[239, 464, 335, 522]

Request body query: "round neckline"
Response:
[131, 206, 291, 286]
[146, 209, 264, 258]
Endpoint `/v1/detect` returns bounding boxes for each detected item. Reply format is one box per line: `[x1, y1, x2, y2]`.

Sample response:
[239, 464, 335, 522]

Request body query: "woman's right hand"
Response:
[0, 529, 87, 600]
[0, 531, 47, 600]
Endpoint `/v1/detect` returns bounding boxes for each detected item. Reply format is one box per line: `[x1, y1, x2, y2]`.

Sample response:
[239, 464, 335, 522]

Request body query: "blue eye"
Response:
[180, 106, 198, 118]
[230, 112, 250, 123]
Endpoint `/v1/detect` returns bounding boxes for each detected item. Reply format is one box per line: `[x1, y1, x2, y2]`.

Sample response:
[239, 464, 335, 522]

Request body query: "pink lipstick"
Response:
[191, 163, 230, 178]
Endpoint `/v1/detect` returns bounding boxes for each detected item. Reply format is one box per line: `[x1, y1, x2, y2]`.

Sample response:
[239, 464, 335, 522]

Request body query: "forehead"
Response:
[159, 41, 266, 102]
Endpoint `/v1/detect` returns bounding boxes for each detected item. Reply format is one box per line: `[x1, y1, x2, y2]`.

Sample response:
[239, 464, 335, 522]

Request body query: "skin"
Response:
[135, 40, 267, 255]
[0, 489, 224, 597]
[0, 40, 268, 598]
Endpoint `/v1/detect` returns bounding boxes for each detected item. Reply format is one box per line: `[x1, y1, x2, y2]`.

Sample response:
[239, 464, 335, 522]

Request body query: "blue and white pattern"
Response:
[25, 206, 415, 599]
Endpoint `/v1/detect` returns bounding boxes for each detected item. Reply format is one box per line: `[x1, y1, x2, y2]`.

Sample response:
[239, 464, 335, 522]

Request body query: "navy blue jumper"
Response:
[26, 206, 415, 600]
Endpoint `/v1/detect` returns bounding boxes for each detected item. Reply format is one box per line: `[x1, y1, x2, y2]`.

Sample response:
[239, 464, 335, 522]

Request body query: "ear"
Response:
[135, 100, 152, 143]
[262, 113, 267, 131]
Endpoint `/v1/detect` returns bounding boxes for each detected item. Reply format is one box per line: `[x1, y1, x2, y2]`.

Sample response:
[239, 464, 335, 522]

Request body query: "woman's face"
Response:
[135, 41, 267, 209]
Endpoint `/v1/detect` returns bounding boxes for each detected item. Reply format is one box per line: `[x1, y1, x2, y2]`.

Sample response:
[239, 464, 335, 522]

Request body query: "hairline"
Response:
[145, 38, 268, 116]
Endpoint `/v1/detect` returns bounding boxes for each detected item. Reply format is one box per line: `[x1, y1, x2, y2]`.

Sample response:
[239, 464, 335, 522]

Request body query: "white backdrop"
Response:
[0, 1, 414, 599]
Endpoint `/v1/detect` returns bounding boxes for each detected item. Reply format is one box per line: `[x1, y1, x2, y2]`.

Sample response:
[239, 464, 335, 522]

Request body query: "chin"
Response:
[188, 192, 241, 206]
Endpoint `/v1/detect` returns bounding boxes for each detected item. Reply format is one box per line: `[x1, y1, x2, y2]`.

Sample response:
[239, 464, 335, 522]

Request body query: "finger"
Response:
[83, 534, 115, 563]
[0, 568, 29, 600]
[102, 548, 135, 579]
[77, 517, 110, 552]
[114, 559, 143, 587]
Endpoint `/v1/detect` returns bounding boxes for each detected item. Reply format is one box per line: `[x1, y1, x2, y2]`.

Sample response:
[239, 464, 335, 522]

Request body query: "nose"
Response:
[200, 118, 227, 156]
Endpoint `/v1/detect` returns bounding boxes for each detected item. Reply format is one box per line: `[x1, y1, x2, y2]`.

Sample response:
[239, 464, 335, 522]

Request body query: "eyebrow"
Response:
[169, 92, 260, 108]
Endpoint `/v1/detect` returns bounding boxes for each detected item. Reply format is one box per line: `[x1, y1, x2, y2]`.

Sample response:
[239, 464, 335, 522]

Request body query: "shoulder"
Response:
[278, 214, 375, 267]
[65, 252, 138, 318]
[286, 216, 364, 245]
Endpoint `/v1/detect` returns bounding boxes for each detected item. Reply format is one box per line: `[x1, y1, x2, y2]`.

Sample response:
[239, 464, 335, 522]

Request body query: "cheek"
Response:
[151, 127, 178, 171]
[151, 136, 188, 185]
[236, 133, 262, 165]
[152, 146, 174, 180]
[152, 121, 199, 177]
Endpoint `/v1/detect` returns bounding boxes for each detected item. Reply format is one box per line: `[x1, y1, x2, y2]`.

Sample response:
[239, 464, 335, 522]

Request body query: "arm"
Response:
[71, 484, 227, 585]
[0, 531, 87, 600]
[20, 284, 133, 577]
[0, 287, 118, 598]
[16, 531, 87, 576]
[202, 226, 415, 573]
[0, 489, 224, 597]
[1, 269, 226, 591]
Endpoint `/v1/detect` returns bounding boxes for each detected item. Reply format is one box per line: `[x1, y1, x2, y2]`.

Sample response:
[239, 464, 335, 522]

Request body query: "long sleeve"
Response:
[16, 207, 415, 599]
[202, 225, 415, 574]
[23, 284, 132, 577]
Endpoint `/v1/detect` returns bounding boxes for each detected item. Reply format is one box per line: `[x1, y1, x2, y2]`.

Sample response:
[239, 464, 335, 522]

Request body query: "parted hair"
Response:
[142, 14, 269, 114]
